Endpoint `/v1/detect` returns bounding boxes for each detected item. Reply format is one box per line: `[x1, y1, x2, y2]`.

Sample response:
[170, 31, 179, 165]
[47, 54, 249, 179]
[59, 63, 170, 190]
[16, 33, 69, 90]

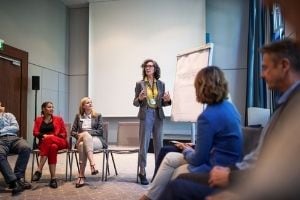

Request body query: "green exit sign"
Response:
[0, 39, 4, 51]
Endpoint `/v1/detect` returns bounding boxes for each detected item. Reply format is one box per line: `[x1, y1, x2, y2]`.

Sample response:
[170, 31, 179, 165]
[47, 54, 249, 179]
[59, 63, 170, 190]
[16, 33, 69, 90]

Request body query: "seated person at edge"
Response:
[158, 39, 300, 200]
[140, 66, 243, 200]
[71, 97, 108, 188]
[32, 101, 68, 189]
[151, 140, 191, 181]
[0, 102, 32, 195]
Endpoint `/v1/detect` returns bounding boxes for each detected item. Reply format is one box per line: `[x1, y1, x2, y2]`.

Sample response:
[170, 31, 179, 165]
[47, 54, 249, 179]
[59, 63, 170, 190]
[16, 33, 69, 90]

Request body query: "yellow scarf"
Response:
[144, 77, 158, 108]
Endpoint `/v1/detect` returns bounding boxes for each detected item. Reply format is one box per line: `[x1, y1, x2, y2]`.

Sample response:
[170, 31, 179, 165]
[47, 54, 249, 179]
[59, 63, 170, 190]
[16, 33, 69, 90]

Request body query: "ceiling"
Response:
[60, 0, 91, 8]
[61, 0, 113, 8]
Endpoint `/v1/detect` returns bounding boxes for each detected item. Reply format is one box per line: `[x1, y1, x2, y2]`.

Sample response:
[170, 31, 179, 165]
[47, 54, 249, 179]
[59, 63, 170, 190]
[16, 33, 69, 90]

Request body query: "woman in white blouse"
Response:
[71, 97, 107, 188]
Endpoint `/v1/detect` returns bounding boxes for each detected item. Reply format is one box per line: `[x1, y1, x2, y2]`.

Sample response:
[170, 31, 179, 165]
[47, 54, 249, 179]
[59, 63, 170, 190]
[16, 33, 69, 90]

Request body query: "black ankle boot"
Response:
[17, 178, 32, 189]
[9, 180, 24, 195]
[49, 178, 58, 188]
[32, 171, 42, 181]
[138, 173, 149, 185]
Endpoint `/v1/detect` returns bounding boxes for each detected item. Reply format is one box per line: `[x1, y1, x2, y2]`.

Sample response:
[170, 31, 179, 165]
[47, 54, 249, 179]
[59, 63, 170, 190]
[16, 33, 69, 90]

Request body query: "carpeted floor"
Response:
[0, 150, 154, 200]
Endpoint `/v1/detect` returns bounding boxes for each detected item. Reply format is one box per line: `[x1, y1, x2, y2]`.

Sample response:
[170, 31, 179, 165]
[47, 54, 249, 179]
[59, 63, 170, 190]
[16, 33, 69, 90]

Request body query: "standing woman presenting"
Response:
[133, 59, 172, 185]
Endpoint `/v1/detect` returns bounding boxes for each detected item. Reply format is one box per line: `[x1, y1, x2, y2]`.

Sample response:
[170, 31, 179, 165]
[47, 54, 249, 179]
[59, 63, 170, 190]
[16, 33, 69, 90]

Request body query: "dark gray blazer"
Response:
[133, 79, 171, 120]
[71, 113, 107, 148]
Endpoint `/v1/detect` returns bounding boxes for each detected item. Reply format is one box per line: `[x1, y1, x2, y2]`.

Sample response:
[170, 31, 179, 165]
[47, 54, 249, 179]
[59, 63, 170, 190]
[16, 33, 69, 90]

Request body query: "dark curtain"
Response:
[245, 1, 285, 123]
[269, 4, 285, 112]
[245, 0, 268, 125]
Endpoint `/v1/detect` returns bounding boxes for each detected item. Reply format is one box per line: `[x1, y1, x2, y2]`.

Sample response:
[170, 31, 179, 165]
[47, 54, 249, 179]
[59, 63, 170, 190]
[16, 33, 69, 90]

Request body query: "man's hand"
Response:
[208, 166, 230, 188]
[0, 102, 5, 113]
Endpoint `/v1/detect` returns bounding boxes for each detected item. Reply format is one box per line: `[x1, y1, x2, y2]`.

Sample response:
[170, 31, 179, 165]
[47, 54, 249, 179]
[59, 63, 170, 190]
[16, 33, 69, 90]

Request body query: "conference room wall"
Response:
[206, 0, 249, 124]
[0, 0, 249, 144]
[69, 0, 249, 143]
[69, 7, 89, 122]
[0, 0, 69, 145]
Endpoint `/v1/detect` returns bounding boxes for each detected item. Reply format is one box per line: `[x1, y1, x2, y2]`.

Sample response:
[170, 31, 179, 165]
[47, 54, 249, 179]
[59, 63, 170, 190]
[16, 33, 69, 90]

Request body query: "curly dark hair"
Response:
[141, 59, 161, 80]
[194, 66, 228, 104]
[41, 101, 53, 115]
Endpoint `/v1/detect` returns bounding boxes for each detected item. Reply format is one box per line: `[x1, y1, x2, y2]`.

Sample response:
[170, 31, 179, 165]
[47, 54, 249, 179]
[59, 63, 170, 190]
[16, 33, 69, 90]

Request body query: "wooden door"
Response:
[0, 57, 21, 123]
[0, 44, 28, 138]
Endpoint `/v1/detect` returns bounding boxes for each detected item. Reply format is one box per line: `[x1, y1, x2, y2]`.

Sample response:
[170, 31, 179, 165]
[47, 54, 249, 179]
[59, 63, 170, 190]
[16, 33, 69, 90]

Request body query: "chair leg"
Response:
[31, 152, 35, 182]
[65, 152, 68, 181]
[105, 151, 110, 181]
[101, 150, 106, 181]
[69, 151, 73, 181]
[69, 151, 79, 181]
[36, 152, 40, 166]
[105, 152, 111, 176]
[31, 152, 40, 182]
[75, 152, 79, 173]
[110, 151, 118, 176]
[136, 151, 140, 183]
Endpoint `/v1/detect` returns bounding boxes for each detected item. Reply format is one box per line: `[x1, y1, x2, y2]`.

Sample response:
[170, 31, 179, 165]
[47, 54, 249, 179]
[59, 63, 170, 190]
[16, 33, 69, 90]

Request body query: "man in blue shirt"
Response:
[0, 102, 31, 195]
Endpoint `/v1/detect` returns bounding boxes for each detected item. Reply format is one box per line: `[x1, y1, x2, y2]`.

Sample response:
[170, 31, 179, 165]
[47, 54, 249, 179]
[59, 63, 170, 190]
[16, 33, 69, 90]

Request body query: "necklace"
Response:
[44, 115, 52, 123]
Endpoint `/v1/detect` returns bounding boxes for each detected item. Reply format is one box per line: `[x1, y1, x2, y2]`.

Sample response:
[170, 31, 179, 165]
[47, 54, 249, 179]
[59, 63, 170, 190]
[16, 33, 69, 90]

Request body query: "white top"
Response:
[80, 113, 92, 131]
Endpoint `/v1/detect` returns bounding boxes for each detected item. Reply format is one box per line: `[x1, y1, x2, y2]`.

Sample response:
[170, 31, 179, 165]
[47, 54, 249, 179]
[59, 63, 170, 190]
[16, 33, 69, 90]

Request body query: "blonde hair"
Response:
[194, 66, 228, 104]
[79, 97, 97, 117]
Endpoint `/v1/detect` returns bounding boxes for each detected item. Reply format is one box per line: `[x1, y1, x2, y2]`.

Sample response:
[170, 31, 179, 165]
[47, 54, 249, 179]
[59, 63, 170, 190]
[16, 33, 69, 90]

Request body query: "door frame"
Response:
[0, 44, 28, 139]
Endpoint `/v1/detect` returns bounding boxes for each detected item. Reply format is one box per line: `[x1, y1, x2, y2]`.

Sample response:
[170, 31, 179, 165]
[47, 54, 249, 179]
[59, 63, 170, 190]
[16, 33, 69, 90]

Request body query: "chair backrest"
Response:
[247, 107, 270, 127]
[103, 121, 109, 143]
[117, 121, 139, 146]
[64, 123, 72, 150]
[242, 126, 263, 155]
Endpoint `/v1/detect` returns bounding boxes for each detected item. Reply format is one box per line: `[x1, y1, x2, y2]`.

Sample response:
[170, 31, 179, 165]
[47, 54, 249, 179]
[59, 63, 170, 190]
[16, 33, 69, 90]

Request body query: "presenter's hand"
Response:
[162, 91, 171, 102]
[138, 90, 146, 101]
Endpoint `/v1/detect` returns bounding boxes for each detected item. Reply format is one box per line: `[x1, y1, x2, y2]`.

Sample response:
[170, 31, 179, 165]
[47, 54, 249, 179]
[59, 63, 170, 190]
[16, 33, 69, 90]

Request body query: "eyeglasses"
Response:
[145, 64, 154, 68]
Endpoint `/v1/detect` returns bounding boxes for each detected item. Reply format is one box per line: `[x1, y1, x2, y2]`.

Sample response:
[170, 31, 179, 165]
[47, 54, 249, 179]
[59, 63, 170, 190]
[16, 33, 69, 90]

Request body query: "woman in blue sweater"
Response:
[140, 66, 243, 200]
